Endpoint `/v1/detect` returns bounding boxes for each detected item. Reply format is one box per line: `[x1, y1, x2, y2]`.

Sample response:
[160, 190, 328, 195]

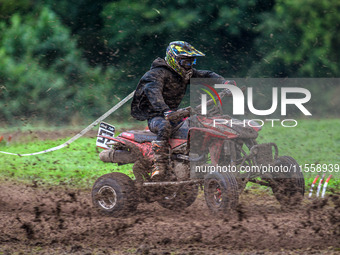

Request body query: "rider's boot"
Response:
[151, 140, 169, 180]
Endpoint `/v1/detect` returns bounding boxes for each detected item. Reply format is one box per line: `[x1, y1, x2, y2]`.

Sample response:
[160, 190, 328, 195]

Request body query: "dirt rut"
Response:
[0, 182, 339, 254]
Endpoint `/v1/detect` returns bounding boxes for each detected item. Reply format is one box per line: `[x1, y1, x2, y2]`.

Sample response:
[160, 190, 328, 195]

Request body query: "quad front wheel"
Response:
[269, 156, 305, 207]
[204, 171, 239, 215]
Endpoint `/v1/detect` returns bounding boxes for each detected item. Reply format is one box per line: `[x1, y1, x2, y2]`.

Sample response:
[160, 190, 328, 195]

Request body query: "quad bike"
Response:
[92, 89, 305, 217]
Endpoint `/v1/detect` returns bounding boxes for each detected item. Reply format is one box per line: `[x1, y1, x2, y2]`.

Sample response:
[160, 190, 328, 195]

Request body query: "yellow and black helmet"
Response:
[165, 41, 205, 78]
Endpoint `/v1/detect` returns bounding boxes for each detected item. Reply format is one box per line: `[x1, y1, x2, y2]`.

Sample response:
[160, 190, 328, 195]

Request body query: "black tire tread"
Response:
[271, 156, 305, 207]
[92, 172, 137, 216]
[157, 184, 199, 211]
[204, 171, 239, 215]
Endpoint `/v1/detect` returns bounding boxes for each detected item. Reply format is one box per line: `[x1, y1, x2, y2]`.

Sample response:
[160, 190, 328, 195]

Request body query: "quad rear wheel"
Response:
[92, 172, 138, 216]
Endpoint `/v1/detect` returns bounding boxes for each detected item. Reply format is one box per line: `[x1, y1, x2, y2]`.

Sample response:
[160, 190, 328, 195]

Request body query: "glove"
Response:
[224, 80, 237, 86]
[164, 108, 191, 123]
[163, 110, 175, 119]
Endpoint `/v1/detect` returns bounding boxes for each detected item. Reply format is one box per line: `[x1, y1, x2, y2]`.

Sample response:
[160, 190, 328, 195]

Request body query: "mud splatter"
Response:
[0, 181, 339, 254]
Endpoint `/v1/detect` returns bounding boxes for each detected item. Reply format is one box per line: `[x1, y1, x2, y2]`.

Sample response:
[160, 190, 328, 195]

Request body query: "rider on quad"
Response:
[131, 41, 235, 180]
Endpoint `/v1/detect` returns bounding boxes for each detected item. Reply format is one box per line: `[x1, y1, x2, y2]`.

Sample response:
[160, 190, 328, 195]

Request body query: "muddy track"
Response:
[0, 181, 339, 254]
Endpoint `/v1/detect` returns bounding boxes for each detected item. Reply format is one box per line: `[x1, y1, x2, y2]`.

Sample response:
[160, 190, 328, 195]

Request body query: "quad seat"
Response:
[119, 130, 157, 143]
[119, 120, 189, 143]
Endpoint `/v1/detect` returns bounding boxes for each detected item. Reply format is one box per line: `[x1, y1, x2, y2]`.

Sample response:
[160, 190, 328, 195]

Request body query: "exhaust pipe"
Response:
[99, 149, 136, 164]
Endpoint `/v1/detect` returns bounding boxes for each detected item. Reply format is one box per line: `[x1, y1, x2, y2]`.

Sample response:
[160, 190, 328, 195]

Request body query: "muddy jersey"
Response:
[131, 57, 225, 121]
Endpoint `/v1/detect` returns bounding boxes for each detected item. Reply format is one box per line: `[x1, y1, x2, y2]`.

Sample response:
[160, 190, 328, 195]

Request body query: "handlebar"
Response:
[166, 86, 238, 122]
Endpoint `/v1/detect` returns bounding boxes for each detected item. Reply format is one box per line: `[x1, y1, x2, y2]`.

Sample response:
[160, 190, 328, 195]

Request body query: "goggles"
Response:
[179, 58, 197, 69]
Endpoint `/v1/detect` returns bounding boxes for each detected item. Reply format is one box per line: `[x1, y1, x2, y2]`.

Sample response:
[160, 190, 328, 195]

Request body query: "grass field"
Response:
[0, 119, 339, 191]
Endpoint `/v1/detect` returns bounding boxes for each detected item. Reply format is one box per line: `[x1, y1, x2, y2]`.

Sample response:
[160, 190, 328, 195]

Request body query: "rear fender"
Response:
[110, 137, 153, 158]
[169, 138, 187, 149]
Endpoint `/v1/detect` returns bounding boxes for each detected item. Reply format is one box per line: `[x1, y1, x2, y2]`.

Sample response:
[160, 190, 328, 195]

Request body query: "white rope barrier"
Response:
[0, 90, 135, 156]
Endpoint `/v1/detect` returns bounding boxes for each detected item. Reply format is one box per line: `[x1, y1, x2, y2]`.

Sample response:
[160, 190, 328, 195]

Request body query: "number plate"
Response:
[96, 122, 115, 149]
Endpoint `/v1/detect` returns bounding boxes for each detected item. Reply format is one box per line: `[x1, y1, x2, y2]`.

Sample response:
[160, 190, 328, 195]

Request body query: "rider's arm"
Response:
[192, 69, 225, 81]
[192, 69, 237, 86]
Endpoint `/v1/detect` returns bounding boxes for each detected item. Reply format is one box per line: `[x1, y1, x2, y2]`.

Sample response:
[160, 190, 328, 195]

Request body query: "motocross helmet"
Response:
[165, 41, 205, 79]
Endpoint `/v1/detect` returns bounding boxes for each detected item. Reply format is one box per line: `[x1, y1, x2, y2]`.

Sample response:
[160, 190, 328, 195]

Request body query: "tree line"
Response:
[0, 0, 339, 125]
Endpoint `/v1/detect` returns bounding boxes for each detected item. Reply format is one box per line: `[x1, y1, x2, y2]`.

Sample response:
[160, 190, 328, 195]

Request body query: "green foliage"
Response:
[0, 0, 339, 126]
[0, 7, 122, 125]
[101, 0, 274, 81]
[41, 0, 111, 65]
[0, 0, 32, 20]
[0, 8, 74, 66]
[251, 0, 340, 77]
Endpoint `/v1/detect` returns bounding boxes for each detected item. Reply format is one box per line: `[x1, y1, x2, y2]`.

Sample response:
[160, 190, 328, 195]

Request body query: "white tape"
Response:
[0, 90, 135, 156]
[321, 175, 332, 198]
[316, 174, 326, 197]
